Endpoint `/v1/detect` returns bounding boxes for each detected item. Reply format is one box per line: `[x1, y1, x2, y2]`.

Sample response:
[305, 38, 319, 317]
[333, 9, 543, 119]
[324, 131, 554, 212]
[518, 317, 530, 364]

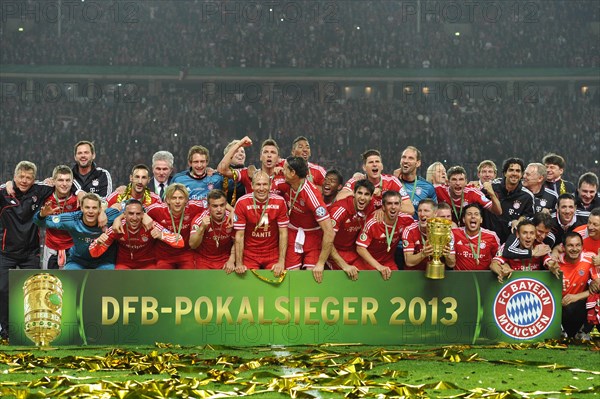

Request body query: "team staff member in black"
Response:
[552, 193, 585, 246]
[542, 153, 576, 195]
[72, 140, 113, 198]
[522, 163, 558, 215]
[575, 172, 600, 223]
[0, 161, 54, 340]
[483, 158, 535, 243]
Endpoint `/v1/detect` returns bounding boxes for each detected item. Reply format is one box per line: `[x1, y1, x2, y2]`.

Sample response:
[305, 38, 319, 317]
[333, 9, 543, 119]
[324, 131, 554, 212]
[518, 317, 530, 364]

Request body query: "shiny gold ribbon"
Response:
[250, 269, 287, 285]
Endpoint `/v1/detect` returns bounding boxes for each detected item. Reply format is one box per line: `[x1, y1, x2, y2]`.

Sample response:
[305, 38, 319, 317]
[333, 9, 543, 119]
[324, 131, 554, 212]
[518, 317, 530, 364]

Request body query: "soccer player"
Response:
[501, 212, 556, 260]
[218, 137, 284, 194]
[106, 164, 161, 210]
[483, 158, 535, 243]
[435, 203, 456, 226]
[173, 145, 223, 200]
[551, 193, 585, 246]
[490, 220, 548, 282]
[426, 162, 447, 185]
[575, 172, 600, 223]
[522, 163, 558, 215]
[403, 199, 455, 271]
[280, 156, 334, 283]
[328, 179, 375, 280]
[286, 136, 327, 188]
[322, 169, 344, 209]
[89, 199, 183, 269]
[34, 165, 79, 269]
[233, 171, 288, 276]
[394, 146, 437, 218]
[71, 140, 113, 198]
[0, 161, 54, 340]
[148, 151, 174, 201]
[453, 204, 500, 270]
[220, 139, 248, 205]
[190, 190, 236, 271]
[356, 191, 414, 280]
[543, 153, 576, 195]
[339, 149, 414, 214]
[145, 183, 207, 269]
[574, 207, 600, 255]
[544, 232, 597, 338]
[39, 193, 121, 270]
[468, 160, 497, 189]
[436, 165, 501, 227]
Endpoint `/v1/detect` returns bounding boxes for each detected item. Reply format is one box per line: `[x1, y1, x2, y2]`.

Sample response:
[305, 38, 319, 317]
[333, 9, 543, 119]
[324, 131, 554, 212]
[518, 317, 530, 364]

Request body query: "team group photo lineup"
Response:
[1, 0, 599, 344]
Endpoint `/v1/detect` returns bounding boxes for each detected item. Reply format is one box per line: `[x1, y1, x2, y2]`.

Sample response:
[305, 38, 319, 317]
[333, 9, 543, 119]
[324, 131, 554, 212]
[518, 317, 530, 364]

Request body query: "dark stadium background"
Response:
[1, 0, 598, 185]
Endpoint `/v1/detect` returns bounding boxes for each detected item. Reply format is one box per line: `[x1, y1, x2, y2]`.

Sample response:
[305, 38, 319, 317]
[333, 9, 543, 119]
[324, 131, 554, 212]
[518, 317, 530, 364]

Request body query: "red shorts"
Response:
[328, 248, 361, 269]
[116, 259, 156, 270]
[286, 229, 323, 270]
[355, 254, 398, 271]
[244, 251, 279, 270]
[156, 251, 195, 269]
[196, 255, 229, 270]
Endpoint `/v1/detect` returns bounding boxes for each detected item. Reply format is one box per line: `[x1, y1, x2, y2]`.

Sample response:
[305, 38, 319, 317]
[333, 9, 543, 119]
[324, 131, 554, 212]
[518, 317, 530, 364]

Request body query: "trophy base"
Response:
[425, 261, 445, 280]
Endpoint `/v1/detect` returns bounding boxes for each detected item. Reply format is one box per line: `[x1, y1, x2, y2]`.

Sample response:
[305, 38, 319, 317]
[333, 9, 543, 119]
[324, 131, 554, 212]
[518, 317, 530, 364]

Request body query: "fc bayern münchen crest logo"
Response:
[493, 278, 555, 340]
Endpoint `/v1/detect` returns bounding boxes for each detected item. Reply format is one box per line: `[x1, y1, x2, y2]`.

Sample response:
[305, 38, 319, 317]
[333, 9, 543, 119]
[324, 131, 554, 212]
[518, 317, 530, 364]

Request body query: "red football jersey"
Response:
[356, 213, 414, 267]
[401, 222, 429, 271]
[192, 210, 235, 268]
[146, 200, 206, 257]
[452, 227, 500, 270]
[574, 225, 600, 255]
[556, 252, 597, 296]
[344, 174, 409, 209]
[435, 185, 492, 225]
[493, 244, 546, 271]
[278, 180, 329, 230]
[89, 221, 183, 268]
[330, 196, 367, 252]
[41, 193, 78, 250]
[276, 159, 326, 186]
[233, 193, 289, 253]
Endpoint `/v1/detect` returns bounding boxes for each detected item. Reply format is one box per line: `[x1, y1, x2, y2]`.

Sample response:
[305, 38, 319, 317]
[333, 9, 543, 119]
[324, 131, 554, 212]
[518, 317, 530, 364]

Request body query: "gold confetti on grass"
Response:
[1, 341, 598, 398]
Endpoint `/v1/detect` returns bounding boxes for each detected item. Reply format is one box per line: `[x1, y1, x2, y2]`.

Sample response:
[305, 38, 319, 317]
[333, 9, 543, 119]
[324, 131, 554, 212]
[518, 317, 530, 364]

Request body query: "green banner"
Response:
[9, 270, 561, 346]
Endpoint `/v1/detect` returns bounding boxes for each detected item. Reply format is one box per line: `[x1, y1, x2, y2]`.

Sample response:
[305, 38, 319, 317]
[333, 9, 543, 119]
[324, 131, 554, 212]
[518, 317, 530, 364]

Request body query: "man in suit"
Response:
[148, 151, 174, 201]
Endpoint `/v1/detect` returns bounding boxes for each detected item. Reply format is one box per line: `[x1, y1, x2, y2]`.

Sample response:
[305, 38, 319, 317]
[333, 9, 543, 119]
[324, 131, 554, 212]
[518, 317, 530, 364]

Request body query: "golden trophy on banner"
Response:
[425, 217, 453, 280]
[23, 273, 63, 347]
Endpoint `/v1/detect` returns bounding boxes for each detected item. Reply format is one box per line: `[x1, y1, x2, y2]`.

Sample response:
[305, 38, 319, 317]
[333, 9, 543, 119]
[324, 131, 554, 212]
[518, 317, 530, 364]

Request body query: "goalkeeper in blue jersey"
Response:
[35, 193, 121, 269]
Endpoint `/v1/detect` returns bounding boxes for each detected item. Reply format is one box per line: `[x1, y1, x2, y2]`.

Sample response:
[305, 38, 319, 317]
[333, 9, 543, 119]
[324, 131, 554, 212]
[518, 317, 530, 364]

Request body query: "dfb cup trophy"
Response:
[425, 218, 452, 280]
[23, 273, 63, 347]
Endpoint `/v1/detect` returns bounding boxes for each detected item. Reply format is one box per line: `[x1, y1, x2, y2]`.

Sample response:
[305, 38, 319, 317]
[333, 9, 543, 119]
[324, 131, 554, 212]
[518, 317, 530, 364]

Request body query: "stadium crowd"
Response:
[1, 0, 598, 68]
[1, 87, 598, 185]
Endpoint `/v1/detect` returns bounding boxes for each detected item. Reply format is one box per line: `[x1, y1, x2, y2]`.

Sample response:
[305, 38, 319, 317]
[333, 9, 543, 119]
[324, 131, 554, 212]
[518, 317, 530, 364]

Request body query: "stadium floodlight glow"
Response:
[18, 27, 24, 32]
[455, 32, 460, 36]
